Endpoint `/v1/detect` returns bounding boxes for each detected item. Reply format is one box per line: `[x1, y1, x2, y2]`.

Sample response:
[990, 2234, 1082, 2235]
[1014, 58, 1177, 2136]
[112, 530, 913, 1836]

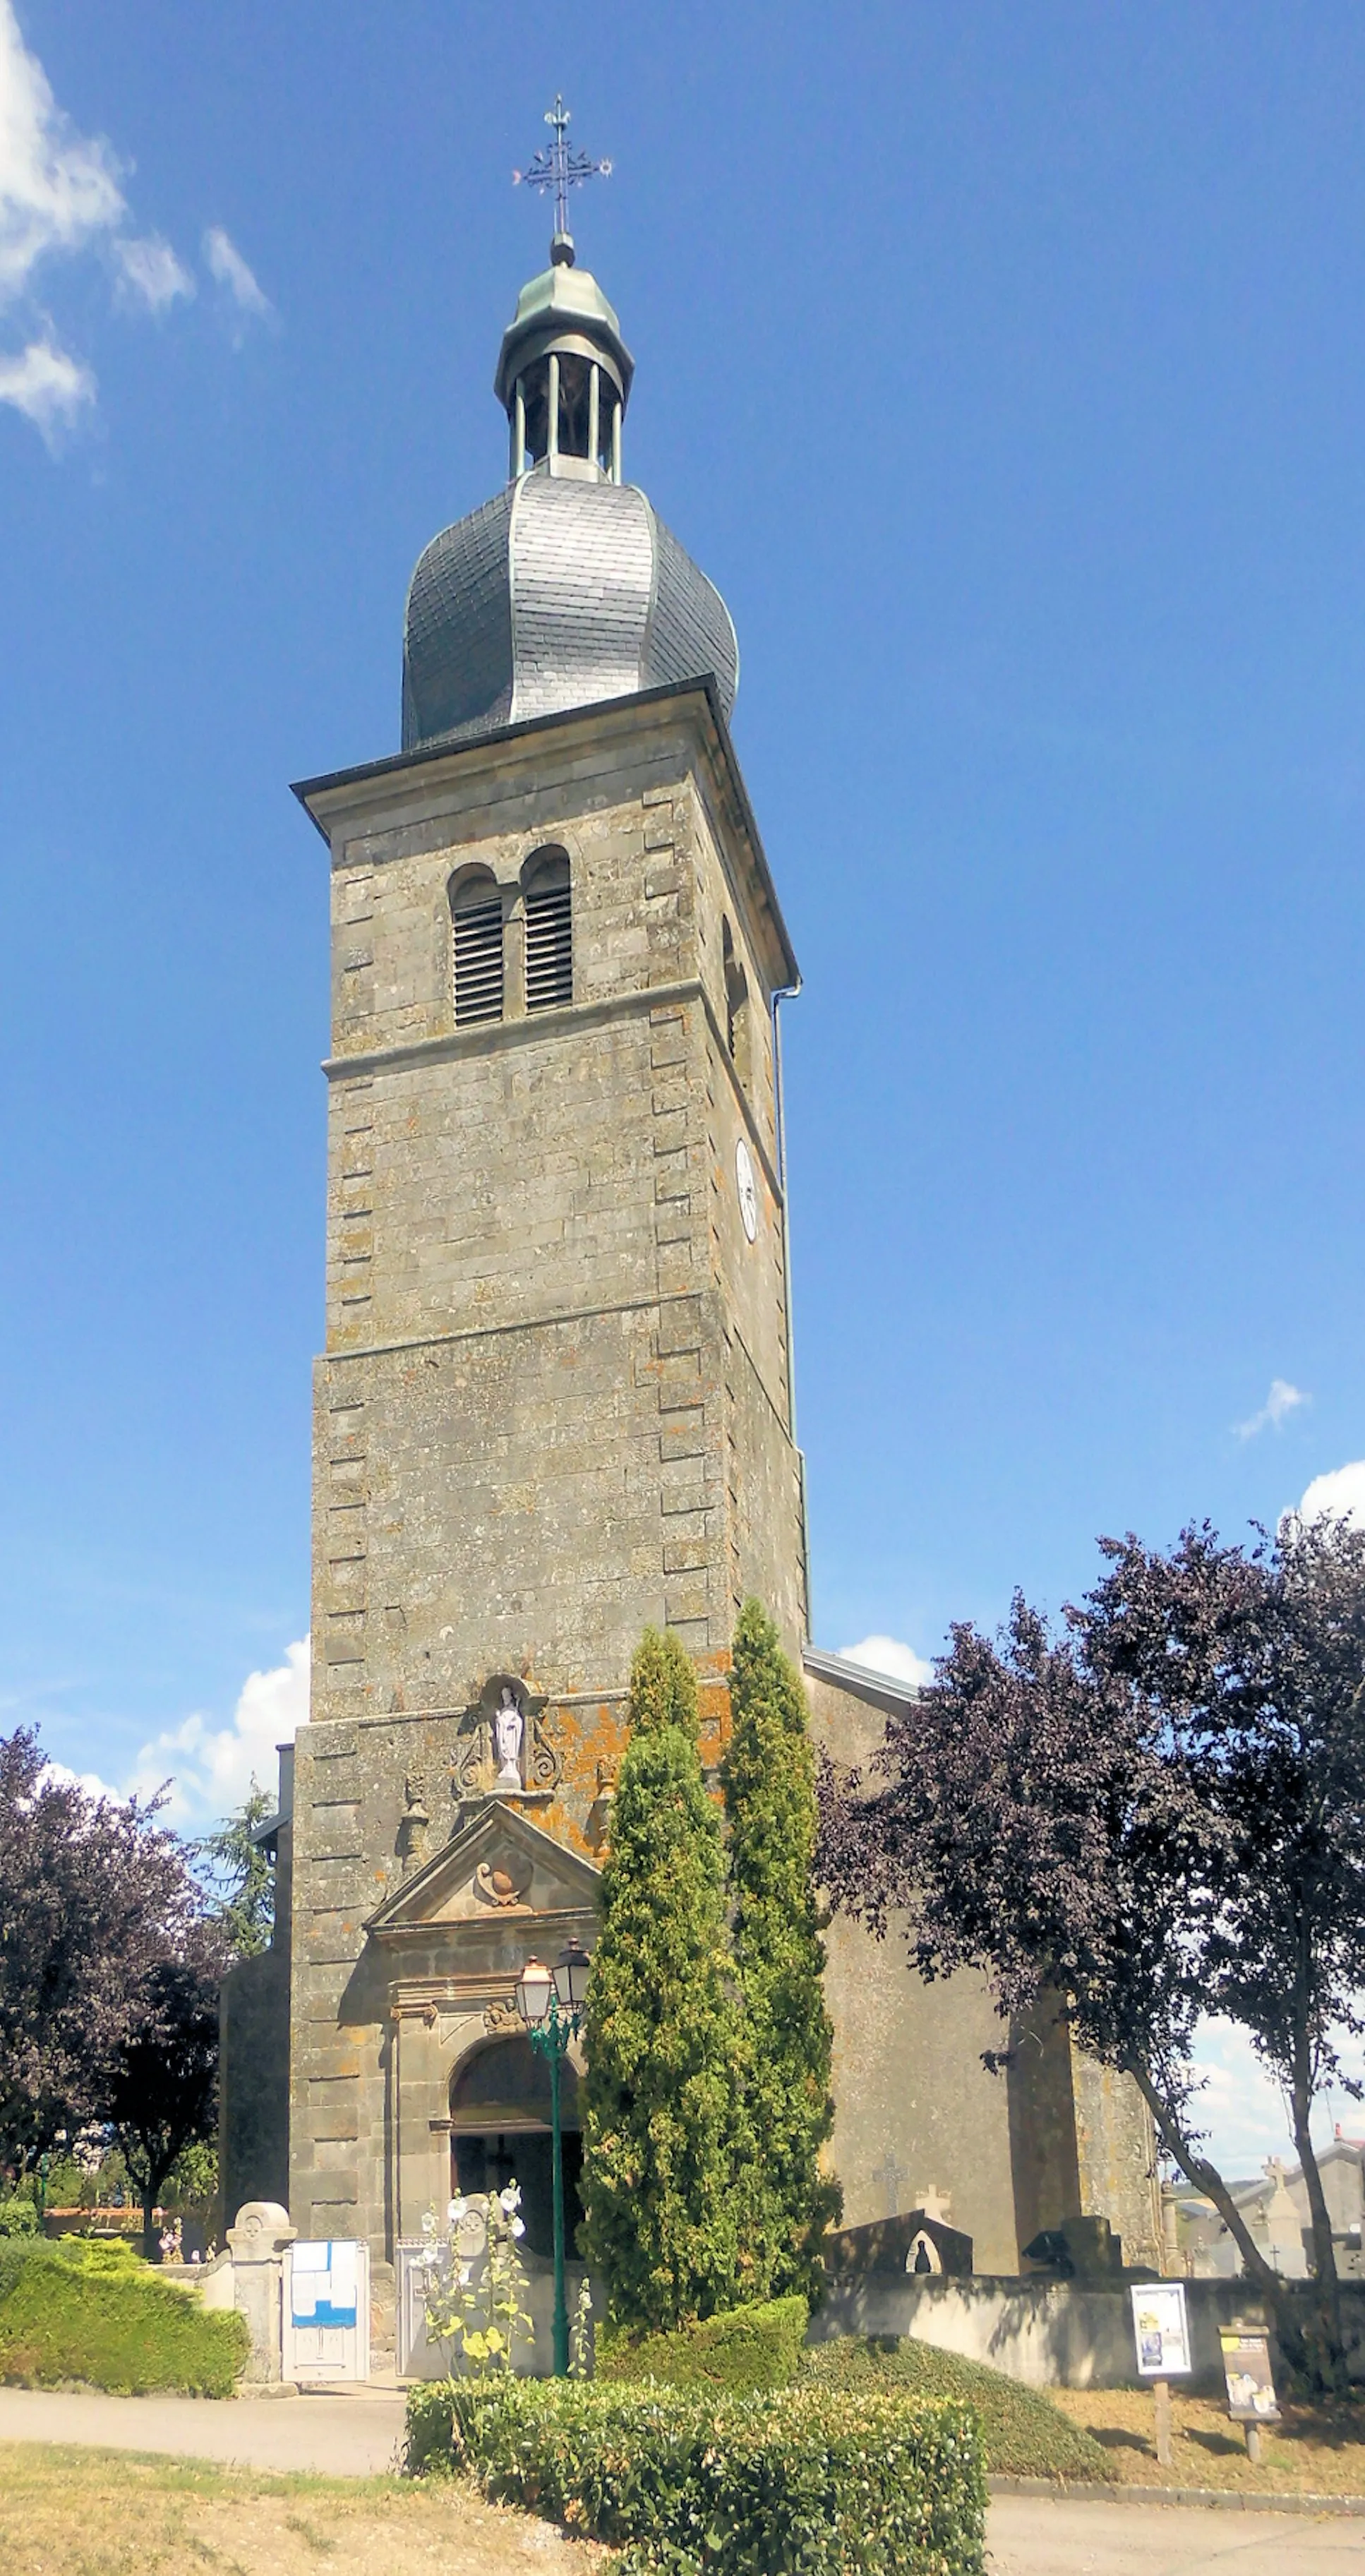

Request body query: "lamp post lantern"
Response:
[515, 1941, 591, 2375]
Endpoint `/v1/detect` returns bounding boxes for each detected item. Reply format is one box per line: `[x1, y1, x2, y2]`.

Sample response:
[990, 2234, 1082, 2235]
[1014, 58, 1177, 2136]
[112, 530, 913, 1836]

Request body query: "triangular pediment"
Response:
[364, 1798, 600, 1937]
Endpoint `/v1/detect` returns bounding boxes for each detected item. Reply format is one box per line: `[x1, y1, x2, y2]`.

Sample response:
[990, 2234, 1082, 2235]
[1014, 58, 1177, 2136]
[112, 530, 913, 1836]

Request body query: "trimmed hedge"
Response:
[0, 2238, 248, 2397]
[802, 2335, 1112, 2484]
[405, 2376, 985, 2576]
[598, 2295, 808, 2395]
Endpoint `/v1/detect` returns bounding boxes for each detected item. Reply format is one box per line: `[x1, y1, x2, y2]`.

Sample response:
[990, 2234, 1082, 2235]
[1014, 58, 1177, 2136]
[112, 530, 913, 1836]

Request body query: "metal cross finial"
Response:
[513, 95, 612, 248]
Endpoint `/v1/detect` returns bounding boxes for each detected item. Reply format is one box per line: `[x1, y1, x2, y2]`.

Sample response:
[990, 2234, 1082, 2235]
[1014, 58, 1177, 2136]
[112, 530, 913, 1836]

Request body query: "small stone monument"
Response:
[227, 2201, 296, 2383]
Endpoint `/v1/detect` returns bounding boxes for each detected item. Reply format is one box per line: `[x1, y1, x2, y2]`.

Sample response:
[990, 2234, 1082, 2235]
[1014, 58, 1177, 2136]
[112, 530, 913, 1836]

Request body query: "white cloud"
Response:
[838, 1633, 935, 1690]
[1295, 1459, 1365, 1531]
[0, 3, 197, 440]
[40, 1753, 124, 1806]
[132, 1639, 309, 1822]
[1188, 2016, 1365, 2178]
[0, 331, 92, 438]
[1234, 1378, 1309, 1440]
[114, 231, 193, 313]
[0, 1, 125, 302]
[203, 224, 272, 327]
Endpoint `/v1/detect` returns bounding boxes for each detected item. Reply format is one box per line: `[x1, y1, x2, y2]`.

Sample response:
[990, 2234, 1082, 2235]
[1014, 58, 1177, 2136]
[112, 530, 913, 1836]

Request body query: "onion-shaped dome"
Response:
[402, 476, 738, 751]
[401, 242, 738, 753]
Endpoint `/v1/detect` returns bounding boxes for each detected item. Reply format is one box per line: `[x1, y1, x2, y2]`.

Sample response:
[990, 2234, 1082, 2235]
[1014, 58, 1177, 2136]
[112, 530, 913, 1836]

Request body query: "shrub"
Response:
[405, 2376, 985, 2576]
[599, 2295, 809, 2395]
[721, 1601, 840, 2301]
[0, 2196, 40, 2238]
[580, 1632, 757, 2330]
[0, 2237, 248, 2395]
[627, 1627, 702, 1743]
[802, 2335, 1112, 2483]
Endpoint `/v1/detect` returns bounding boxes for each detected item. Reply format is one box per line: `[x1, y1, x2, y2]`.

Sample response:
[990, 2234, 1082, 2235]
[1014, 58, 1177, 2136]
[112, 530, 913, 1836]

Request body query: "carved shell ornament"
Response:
[475, 1856, 533, 1910]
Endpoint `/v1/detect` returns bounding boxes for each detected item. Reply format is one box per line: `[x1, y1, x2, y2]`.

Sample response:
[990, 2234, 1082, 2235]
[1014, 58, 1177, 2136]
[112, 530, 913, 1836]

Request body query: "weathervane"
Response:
[514, 95, 612, 251]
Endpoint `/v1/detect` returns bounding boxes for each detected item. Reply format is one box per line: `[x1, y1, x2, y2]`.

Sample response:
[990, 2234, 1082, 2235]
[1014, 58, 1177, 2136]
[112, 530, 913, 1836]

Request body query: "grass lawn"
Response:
[0, 2443, 608, 2576]
[1052, 2388, 1365, 2495]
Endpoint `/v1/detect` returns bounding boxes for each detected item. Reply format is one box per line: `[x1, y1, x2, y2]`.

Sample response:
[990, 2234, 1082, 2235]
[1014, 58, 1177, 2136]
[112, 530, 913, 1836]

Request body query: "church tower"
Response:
[210, 139, 1162, 2317]
[282, 205, 807, 2277]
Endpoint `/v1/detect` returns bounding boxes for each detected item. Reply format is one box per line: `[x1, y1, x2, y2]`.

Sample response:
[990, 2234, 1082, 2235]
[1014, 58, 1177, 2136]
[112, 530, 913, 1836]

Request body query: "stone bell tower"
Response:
[282, 215, 807, 2267]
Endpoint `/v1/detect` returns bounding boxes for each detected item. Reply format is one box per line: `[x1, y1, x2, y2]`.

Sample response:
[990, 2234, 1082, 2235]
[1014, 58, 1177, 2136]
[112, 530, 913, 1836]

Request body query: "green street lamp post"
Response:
[515, 1940, 591, 2376]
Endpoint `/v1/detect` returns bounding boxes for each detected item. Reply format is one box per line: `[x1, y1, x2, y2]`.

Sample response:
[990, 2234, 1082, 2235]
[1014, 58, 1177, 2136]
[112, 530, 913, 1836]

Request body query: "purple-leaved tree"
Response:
[817, 1515, 1365, 2389]
[0, 1728, 206, 2177]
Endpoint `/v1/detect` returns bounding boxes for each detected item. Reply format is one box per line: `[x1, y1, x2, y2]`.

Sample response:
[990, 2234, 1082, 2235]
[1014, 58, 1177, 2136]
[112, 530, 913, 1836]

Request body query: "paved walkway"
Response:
[0, 2385, 408, 2476]
[987, 2492, 1365, 2572]
[5, 2391, 1365, 2570]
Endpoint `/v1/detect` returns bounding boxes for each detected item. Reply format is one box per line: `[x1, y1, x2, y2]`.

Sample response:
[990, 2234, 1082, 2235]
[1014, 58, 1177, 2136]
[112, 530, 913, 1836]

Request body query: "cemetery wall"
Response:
[809, 2270, 1365, 2389]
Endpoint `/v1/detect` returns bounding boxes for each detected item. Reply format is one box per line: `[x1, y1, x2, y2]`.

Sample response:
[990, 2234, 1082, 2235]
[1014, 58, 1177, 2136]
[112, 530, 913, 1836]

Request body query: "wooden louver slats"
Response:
[525, 879, 572, 1011]
[453, 896, 504, 1025]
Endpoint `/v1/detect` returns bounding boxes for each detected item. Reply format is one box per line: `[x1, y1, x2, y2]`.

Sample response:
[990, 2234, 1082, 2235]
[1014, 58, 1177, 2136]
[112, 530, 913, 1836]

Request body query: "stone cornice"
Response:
[325, 973, 783, 1204]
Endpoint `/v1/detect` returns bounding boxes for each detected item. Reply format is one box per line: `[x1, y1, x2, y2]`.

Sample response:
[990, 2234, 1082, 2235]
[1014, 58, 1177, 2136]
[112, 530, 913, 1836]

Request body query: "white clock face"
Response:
[735, 1138, 759, 1243]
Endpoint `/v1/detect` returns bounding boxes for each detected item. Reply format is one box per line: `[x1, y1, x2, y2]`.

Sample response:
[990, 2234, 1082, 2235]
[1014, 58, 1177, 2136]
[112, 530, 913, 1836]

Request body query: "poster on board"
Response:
[1130, 2281, 1193, 2377]
[1220, 2326, 1281, 2421]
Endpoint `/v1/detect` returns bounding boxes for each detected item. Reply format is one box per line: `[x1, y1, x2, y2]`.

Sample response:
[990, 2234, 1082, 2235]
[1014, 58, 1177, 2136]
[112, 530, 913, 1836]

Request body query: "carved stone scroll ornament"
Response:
[474, 1854, 534, 1910]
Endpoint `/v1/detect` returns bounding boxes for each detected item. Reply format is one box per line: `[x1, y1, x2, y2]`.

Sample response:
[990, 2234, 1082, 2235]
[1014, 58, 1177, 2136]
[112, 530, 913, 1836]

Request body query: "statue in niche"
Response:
[493, 1685, 524, 1788]
[452, 1675, 561, 1802]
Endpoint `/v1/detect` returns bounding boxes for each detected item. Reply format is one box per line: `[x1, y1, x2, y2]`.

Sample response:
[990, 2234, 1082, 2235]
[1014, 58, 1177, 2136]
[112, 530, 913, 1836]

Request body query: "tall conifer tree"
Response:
[579, 1628, 757, 2329]
[721, 1598, 839, 2297]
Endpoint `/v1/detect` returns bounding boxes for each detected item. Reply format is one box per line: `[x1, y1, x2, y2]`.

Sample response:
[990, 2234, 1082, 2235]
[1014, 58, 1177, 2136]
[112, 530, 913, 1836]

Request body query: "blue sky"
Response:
[3, 2, 1364, 2170]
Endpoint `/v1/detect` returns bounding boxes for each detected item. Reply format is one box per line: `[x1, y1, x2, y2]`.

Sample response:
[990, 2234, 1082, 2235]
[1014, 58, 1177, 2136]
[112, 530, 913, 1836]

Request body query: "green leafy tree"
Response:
[191, 1786, 276, 1961]
[108, 1951, 222, 2261]
[626, 1625, 702, 1741]
[580, 1629, 757, 2330]
[722, 1600, 840, 2297]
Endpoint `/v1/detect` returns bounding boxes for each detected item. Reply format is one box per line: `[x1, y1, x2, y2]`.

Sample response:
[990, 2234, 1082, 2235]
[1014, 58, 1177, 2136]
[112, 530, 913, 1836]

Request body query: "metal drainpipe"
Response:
[547, 354, 560, 471]
[774, 982, 812, 1642]
[772, 984, 800, 1440]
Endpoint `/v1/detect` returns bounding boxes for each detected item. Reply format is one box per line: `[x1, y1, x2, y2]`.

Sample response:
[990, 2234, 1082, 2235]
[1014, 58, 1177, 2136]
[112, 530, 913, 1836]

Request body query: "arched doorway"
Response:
[448, 2035, 584, 2262]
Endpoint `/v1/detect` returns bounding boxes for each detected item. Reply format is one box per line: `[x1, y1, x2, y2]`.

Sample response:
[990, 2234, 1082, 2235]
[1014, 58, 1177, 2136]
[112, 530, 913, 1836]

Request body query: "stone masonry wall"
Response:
[290, 693, 806, 2269]
[805, 1669, 1023, 2272]
[805, 1666, 1162, 2275]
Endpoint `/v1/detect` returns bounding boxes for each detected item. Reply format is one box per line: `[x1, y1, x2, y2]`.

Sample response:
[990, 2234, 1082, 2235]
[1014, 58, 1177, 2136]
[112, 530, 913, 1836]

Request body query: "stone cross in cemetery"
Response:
[914, 2184, 953, 2224]
[872, 2148, 909, 2219]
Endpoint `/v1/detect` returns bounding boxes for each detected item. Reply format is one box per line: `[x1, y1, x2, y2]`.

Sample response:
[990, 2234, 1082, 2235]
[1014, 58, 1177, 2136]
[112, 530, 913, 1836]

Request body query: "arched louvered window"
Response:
[524, 849, 572, 1012]
[722, 917, 751, 1090]
[451, 872, 504, 1026]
